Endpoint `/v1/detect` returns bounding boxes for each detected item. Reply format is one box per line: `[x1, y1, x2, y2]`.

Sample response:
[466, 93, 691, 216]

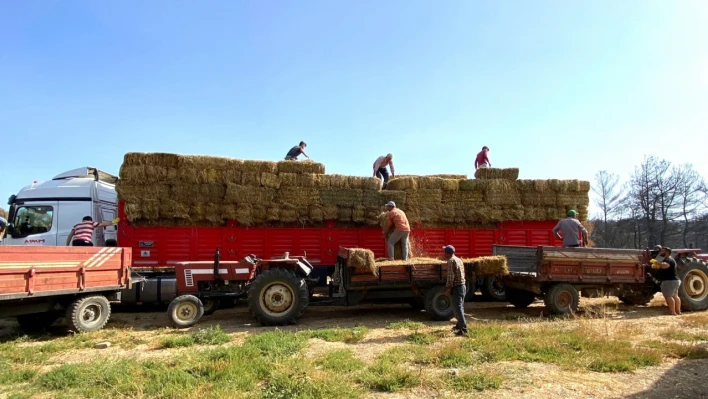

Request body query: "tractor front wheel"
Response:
[248, 268, 309, 326]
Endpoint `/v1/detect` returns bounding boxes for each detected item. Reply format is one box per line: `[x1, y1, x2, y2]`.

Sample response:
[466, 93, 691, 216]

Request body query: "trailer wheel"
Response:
[202, 299, 220, 316]
[544, 284, 579, 315]
[66, 296, 111, 332]
[424, 286, 454, 321]
[248, 268, 309, 326]
[168, 295, 204, 328]
[678, 258, 708, 311]
[506, 288, 537, 308]
[16, 312, 60, 330]
[480, 276, 506, 301]
[618, 293, 655, 306]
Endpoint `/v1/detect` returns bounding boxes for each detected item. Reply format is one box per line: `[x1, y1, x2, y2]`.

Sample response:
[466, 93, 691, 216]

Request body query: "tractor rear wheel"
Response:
[168, 295, 204, 328]
[248, 268, 309, 326]
[424, 285, 454, 321]
[202, 299, 220, 316]
[544, 284, 579, 315]
[506, 288, 537, 308]
[678, 258, 708, 311]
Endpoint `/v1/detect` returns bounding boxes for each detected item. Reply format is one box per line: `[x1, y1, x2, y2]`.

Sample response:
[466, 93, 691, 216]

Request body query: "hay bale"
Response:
[279, 187, 321, 206]
[557, 193, 590, 206]
[406, 189, 442, 205]
[386, 177, 418, 191]
[347, 248, 377, 276]
[459, 179, 488, 192]
[464, 256, 508, 276]
[365, 207, 382, 226]
[259, 172, 280, 189]
[474, 168, 519, 180]
[204, 204, 224, 223]
[439, 204, 456, 223]
[320, 188, 363, 207]
[522, 207, 548, 221]
[241, 172, 261, 186]
[171, 184, 227, 204]
[380, 190, 407, 208]
[223, 169, 242, 184]
[324, 175, 348, 188]
[276, 160, 325, 174]
[124, 203, 142, 222]
[442, 191, 484, 206]
[376, 257, 444, 266]
[485, 180, 521, 206]
[267, 205, 280, 221]
[242, 160, 278, 174]
[578, 181, 591, 192]
[338, 207, 352, 222]
[225, 184, 276, 204]
[123, 152, 180, 167]
[116, 182, 170, 202]
[323, 204, 338, 220]
[360, 177, 382, 191]
[417, 177, 460, 191]
[352, 205, 366, 223]
[279, 173, 317, 187]
[222, 205, 238, 221]
[159, 200, 190, 220]
[234, 204, 253, 226]
[141, 200, 161, 220]
[176, 155, 234, 170]
[252, 205, 267, 224]
[119, 165, 170, 183]
[279, 204, 298, 223]
[310, 205, 324, 222]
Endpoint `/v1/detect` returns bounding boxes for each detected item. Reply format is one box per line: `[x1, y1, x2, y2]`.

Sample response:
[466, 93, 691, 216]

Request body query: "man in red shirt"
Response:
[384, 201, 410, 260]
[474, 146, 491, 169]
[66, 216, 119, 246]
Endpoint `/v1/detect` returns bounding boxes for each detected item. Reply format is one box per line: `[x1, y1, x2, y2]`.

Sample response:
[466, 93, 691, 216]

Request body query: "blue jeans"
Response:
[387, 230, 410, 260]
[452, 285, 467, 333]
[376, 167, 390, 189]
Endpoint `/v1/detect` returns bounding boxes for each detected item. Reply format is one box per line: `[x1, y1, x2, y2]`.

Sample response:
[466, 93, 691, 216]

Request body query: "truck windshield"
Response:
[11, 206, 53, 238]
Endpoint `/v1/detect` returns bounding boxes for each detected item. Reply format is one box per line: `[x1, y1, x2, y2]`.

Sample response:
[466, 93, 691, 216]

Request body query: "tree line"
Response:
[590, 156, 707, 250]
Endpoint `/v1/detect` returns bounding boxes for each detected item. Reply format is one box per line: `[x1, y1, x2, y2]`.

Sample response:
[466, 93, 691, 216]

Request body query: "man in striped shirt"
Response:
[444, 245, 467, 336]
[66, 216, 119, 246]
[373, 153, 395, 189]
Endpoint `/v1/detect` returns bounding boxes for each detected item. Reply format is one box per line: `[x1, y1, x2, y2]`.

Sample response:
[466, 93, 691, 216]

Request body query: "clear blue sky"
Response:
[2, 1, 707, 214]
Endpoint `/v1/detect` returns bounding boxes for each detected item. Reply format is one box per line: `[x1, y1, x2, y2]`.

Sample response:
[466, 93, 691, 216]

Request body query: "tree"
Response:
[591, 171, 624, 246]
[674, 165, 707, 247]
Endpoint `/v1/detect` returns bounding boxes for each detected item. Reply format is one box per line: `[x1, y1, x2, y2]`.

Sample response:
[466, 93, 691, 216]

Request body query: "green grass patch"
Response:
[300, 326, 368, 343]
[660, 328, 708, 342]
[436, 342, 477, 368]
[0, 362, 38, 385]
[386, 319, 425, 330]
[356, 359, 420, 392]
[262, 369, 363, 399]
[316, 349, 364, 373]
[406, 332, 437, 345]
[159, 334, 196, 348]
[446, 371, 504, 392]
[245, 330, 308, 360]
[159, 325, 231, 348]
[661, 342, 708, 360]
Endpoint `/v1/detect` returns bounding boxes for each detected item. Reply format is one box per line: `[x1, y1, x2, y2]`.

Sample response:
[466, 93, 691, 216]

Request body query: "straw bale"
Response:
[578, 180, 591, 192]
[310, 205, 324, 222]
[442, 190, 484, 205]
[406, 189, 442, 205]
[159, 200, 190, 220]
[279, 173, 318, 188]
[386, 177, 418, 191]
[124, 152, 180, 167]
[176, 155, 233, 170]
[124, 203, 142, 222]
[547, 179, 569, 192]
[222, 205, 238, 221]
[362, 190, 383, 207]
[522, 207, 548, 221]
[241, 172, 261, 186]
[279, 204, 298, 223]
[223, 169, 242, 184]
[376, 257, 443, 267]
[467, 256, 508, 276]
[296, 205, 310, 224]
[485, 180, 521, 206]
[347, 248, 377, 276]
[320, 188, 363, 207]
[279, 187, 321, 206]
[439, 204, 456, 223]
[118, 165, 148, 183]
[251, 205, 266, 224]
[381, 190, 407, 208]
[241, 160, 278, 174]
[324, 175, 348, 188]
[235, 204, 253, 226]
[365, 208, 383, 226]
[260, 173, 280, 189]
[338, 207, 352, 222]
[323, 204, 339, 220]
[116, 182, 170, 202]
[557, 193, 590, 207]
[459, 179, 488, 192]
[576, 205, 589, 221]
[225, 184, 275, 204]
[345, 177, 365, 189]
[171, 184, 227, 204]
[204, 204, 224, 223]
[474, 168, 519, 180]
[352, 205, 366, 223]
[141, 200, 161, 220]
[417, 177, 460, 191]
[267, 205, 280, 221]
[360, 177, 382, 191]
[276, 160, 325, 174]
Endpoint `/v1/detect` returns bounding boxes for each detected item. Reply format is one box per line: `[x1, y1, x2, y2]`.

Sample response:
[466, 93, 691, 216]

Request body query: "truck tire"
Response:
[424, 285, 454, 321]
[16, 312, 60, 330]
[168, 295, 204, 328]
[678, 258, 708, 311]
[248, 268, 309, 326]
[202, 299, 220, 316]
[506, 288, 537, 308]
[618, 293, 655, 306]
[544, 284, 579, 315]
[480, 276, 506, 302]
[66, 296, 111, 332]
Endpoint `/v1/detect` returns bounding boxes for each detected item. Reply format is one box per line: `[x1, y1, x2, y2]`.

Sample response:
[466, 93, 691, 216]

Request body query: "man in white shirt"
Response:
[373, 153, 395, 189]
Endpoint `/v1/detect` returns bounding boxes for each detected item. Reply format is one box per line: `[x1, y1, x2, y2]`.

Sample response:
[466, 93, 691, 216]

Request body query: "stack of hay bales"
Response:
[117, 153, 407, 227]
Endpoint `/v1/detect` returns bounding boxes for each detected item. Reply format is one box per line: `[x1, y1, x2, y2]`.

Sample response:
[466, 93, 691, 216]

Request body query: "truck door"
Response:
[100, 206, 117, 244]
[6, 203, 58, 246]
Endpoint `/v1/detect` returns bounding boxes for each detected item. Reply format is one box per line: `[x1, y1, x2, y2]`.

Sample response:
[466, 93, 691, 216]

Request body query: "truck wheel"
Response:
[248, 268, 309, 326]
[66, 296, 111, 332]
[678, 258, 708, 311]
[16, 312, 60, 330]
[618, 294, 655, 306]
[480, 276, 506, 302]
[168, 295, 204, 328]
[544, 284, 579, 315]
[506, 288, 537, 308]
[424, 286, 454, 321]
[202, 299, 220, 316]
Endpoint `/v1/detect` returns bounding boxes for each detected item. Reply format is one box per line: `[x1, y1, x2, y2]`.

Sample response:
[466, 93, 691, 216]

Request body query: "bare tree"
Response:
[675, 165, 707, 247]
[591, 171, 624, 246]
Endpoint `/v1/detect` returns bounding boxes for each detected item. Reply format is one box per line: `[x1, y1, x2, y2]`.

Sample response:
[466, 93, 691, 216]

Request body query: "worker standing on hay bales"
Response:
[443, 245, 467, 336]
[553, 210, 588, 248]
[66, 216, 120, 246]
[384, 201, 410, 261]
[474, 146, 491, 169]
[650, 246, 682, 316]
[284, 141, 310, 161]
[373, 153, 395, 189]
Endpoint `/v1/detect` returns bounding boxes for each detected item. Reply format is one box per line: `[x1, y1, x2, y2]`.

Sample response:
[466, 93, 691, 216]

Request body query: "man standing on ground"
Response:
[650, 246, 682, 315]
[475, 146, 491, 169]
[553, 210, 588, 248]
[66, 216, 119, 246]
[373, 153, 395, 189]
[385, 201, 410, 261]
[284, 141, 310, 161]
[443, 245, 467, 336]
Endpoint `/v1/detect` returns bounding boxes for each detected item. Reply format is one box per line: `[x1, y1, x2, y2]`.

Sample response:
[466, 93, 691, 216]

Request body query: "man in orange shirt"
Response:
[385, 201, 410, 261]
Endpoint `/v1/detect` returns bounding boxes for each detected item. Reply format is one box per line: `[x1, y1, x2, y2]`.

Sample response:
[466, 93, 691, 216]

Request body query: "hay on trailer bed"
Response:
[171, 184, 227, 204]
[458, 179, 488, 192]
[386, 177, 418, 191]
[464, 255, 508, 276]
[416, 177, 461, 191]
[279, 173, 318, 187]
[225, 184, 276, 204]
[116, 182, 169, 202]
[485, 180, 521, 206]
[399, 174, 467, 179]
[123, 152, 181, 167]
[276, 160, 325, 174]
[347, 248, 377, 275]
[474, 168, 519, 180]
[322, 204, 339, 220]
[375, 257, 444, 266]
[278, 187, 322, 206]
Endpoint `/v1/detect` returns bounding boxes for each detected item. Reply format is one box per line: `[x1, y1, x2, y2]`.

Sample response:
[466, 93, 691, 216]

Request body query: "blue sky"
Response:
[1, 1, 707, 215]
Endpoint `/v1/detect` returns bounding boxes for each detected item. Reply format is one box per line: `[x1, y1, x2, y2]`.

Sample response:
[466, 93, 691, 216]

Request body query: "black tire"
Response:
[66, 296, 111, 332]
[424, 285, 454, 321]
[506, 288, 537, 308]
[480, 276, 506, 301]
[544, 284, 580, 315]
[168, 295, 204, 328]
[16, 312, 60, 330]
[248, 268, 309, 326]
[677, 257, 708, 311]
[408, 297, 425, 310]
[202, 299, 220, 316]
[618, 294, 655, 306]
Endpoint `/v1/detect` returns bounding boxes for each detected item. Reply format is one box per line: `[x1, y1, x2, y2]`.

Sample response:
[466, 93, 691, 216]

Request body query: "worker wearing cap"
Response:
[66, 216, 120, 246]
[553, 210, 588, 248]
[474, 146, 491, 169]
[650, 246, 682, 315]
[385, 201, 410, 261]
[373, 153, 395, 189]
[285, 141, 310, 161]
[443, 245, 467, 336]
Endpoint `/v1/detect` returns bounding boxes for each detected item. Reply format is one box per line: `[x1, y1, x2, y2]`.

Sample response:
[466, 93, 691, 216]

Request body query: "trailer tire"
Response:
[168, 295, 204, 328]
[248, 268, 309, 326]
[424, 286, 454, 321]
[202, 299, 220, 316]
[66, 296, 111, 332]
[506, 288, 537, 308]
[618, 294, 655, 306]
[480, 276, 506, 302]
[16, 312, 60, 330]
[678, 258, 708, 311]
[544, 284, 579, 315]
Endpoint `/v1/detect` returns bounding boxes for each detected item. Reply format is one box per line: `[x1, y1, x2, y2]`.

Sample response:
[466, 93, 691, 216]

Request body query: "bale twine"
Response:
[474, 168, 519, 180]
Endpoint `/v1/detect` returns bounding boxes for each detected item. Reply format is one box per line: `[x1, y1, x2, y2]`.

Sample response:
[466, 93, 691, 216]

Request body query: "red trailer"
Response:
[0, 246, 138, 332]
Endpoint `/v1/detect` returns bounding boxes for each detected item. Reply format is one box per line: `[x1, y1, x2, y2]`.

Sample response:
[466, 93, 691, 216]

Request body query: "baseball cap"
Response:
[567, 210, 577, 216]
[443, 245, 455, 254]
[385, 201, 396, 207]
[653, 245, 663, 251]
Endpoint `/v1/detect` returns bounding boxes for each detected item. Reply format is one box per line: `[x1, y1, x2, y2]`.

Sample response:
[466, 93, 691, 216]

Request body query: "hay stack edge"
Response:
[118, 152, 590, 228]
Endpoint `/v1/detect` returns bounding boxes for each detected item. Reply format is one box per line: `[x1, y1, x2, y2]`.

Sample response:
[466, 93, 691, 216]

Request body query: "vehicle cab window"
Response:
[11, 206, 53, 238]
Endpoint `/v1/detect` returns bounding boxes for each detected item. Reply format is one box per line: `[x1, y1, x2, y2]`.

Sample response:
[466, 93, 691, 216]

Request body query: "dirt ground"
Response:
[2, 294, 708, 399]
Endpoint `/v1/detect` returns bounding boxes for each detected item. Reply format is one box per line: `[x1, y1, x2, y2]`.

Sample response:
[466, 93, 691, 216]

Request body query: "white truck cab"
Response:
[3, 167, 118, 246]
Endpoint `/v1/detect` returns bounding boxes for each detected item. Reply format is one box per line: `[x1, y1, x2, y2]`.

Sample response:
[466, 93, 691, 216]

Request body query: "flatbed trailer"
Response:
[0, 246, 139, 331]
[495, 245, 708, 314]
